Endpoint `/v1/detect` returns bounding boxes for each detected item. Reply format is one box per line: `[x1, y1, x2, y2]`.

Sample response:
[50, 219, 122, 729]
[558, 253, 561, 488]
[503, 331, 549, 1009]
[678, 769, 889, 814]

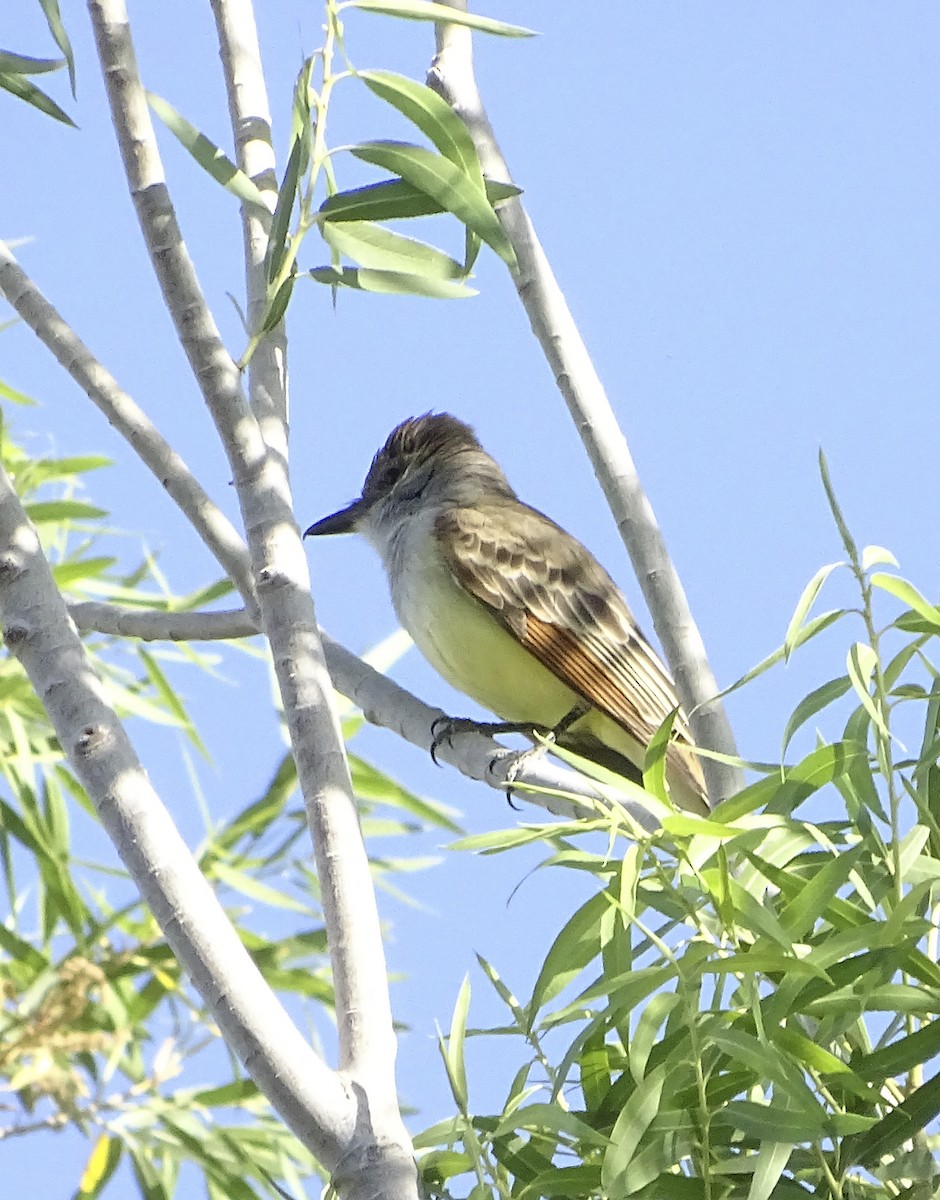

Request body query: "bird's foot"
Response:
[429, 714, 551, 766]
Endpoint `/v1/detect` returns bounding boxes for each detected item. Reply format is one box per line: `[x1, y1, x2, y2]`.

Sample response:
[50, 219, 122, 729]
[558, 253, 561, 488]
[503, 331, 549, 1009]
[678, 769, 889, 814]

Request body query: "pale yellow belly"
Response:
[394, 554, 647, 767]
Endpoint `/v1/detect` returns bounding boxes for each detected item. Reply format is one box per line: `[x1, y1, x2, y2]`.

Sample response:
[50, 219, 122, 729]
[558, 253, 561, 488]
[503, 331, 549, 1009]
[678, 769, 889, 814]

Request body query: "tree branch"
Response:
[89, 4, 418, 1192]
[0, 239, 257, 614]
[0, 460, 353, 1168]
[429, 3, 742, 804]
[68, 600, 659, 826]
[210, 0, 289, 460]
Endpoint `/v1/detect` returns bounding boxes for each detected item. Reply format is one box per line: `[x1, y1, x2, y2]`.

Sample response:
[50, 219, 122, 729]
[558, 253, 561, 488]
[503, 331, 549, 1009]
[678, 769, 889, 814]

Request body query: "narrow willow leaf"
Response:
[25, 499, 106, 522]
[852, 1020, 940, 1083]
[778, 844, 865, 939]
[870, 571, 940, 630]
[147, 92, 270, 219]
[846, 642, 889, 738]
[321, 219, 464, 277]
[715, 1101, 826, 1141]
[818, 449, 859, 563]
[517, 1166, 603, 1200]
[746, 1142, 793, 1200]
[0, 378, 37, 406]
[528, 890, 608, 1020]
[260, 274, 295, 333]
[0, 71, 75, 125]
[850, 1072, 940, 1167]
[360, 70, 482, 182]
[783, 562, 843, 659]
[37, 0, 75, 93]
[641, 709, 674, 802]
[78, 1134, 123, 1199]
[781, 675, 851, 757]
[445, 975, 471, 1110]
[211, 862, 310, 913]
[601, 1067, 665, 1193]
[267, 137, 304, 283]
[139, 649, 209, 757]
[320, 175, 520, 223]
[309, 265, 476, 298]
[718, 609, 845, 698]
[629, 992, 679, 1083]
[351, 140, 516, 267]
[342, 0, 535, 37]
[861, 544, 898, 570]
[0, 51, 64, 74]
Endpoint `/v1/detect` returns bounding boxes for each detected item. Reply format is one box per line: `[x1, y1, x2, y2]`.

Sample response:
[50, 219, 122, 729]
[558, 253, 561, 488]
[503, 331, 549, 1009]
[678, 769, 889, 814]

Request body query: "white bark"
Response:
[67, 601, 661, 826]
[87, 2, 418, 1194]
[429, 2, 742, 804]
[0, 239, 257, 614]
[0, 462, 354, 1166]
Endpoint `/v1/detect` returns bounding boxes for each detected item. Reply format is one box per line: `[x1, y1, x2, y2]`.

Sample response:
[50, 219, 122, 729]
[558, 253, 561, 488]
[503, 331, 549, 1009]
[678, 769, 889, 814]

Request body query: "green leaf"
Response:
[846, 641, 889, 738]
[321, 219, 465, 278]
[818, 449, 859, 563]
[861, 544, 898, 570]
[601, 1066, 665, 1194]
[211, 862, 311, 914]
[746, 1142, 793, 1200]
[147, 92, 271, 219]
[783, 562, 843, 659]
[870, 571, 940, 631]
[852, 1020, 940, 1083]
[849, 1070, 940, 1168]
[351, 140, 516, 267]
[77, 1134, 123, 1199]
[139, 649, 208, 757]
[629, 991, 679, 1083]
[25, 499, 107, 523]
[0, 378, 37, 406]
[37, 0, 75, 94]
[444, 975, 471, 1110]
[778, 844, 865, 939]
[341, 0, 536, 37]
[0, 70, 75, 125]
[320, 175, 520, 223]
[359, 71, 483, 182]
[309, 265, 475, 298]
[0, 51, 65, 75]
[267, 136, 304, 283]
[715, 1101, 826, 1141]
[781, 675, 851, 756]
[528, 889, 608, 1019]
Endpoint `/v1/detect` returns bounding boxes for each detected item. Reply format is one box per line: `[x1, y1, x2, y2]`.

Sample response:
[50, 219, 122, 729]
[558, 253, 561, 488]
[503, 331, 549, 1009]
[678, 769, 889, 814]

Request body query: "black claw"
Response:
[429, 716, 453, 767]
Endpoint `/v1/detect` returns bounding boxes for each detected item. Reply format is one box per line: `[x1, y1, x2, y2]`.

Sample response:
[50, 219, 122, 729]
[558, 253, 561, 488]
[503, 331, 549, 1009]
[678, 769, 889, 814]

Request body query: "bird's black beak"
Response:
[303, 497, 368, 538]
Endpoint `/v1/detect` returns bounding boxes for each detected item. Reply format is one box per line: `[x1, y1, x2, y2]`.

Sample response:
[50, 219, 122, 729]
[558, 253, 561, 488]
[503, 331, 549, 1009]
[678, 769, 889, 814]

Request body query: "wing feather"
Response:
[435, 502, 705, 796]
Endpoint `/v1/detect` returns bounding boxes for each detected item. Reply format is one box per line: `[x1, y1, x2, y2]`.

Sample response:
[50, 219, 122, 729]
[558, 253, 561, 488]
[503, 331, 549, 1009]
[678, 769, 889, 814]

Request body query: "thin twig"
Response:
[0, 240, 257, 614]
[429, 3, 742, 804]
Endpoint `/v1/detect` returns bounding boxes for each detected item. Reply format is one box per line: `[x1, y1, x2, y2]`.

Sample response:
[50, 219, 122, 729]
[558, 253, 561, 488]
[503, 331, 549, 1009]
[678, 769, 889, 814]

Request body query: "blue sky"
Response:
[3, 2, 940, 1195]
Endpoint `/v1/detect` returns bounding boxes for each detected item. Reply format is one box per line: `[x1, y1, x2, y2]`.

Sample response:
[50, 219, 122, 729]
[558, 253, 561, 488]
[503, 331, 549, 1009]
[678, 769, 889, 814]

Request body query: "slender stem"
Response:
[0, 240, 257, 614]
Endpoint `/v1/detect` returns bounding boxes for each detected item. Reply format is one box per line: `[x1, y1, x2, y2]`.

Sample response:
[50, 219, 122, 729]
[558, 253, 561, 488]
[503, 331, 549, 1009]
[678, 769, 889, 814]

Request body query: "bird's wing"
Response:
[435, 502, 704, 788]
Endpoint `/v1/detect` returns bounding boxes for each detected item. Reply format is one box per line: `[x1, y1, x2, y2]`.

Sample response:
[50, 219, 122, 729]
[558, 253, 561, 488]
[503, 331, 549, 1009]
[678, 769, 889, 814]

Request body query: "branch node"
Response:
[0, 554, 25, 583]
[3, 622, 29, 648]
[74, 724, 113, 758]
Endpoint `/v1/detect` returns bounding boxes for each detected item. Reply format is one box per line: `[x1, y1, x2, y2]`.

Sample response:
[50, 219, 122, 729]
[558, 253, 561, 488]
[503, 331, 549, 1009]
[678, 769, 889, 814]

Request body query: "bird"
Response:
[305, 413, 707, 813]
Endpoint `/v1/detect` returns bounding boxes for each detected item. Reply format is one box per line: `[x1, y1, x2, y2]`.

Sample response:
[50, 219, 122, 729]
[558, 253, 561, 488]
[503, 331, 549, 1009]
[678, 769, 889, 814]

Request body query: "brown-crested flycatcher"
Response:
[305, 414, 707, 813]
